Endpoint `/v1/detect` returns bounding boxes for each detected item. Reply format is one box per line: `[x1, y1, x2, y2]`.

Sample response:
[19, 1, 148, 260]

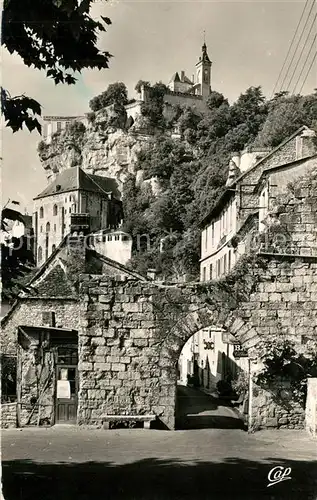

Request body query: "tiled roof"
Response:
[34, 167, 120, 200]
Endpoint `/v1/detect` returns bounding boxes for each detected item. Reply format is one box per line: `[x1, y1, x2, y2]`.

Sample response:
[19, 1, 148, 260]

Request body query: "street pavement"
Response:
[2, 387, 317, 500]
[176, 384, 245, 430]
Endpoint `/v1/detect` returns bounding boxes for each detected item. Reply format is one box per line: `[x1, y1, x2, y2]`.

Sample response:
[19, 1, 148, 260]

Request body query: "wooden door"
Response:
[56, 365, 78, 424]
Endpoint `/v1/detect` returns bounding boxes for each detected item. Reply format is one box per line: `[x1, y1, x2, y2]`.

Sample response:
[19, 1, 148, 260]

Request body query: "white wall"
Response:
[91, 231, 132, 266]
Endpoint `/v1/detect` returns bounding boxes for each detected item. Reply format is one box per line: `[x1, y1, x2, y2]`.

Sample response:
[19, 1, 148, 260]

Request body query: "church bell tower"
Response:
[195, 42, 212, 99]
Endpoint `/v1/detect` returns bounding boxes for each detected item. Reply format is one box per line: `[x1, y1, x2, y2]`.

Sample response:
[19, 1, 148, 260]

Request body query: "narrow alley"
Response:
[176, 385, 245, 430]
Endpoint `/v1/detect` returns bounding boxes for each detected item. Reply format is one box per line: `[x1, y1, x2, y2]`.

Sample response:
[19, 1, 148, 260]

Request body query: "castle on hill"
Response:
[42, 43, 212, 143]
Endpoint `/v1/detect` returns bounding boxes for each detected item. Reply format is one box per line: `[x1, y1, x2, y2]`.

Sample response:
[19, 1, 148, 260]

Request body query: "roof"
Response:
[34, 167, 121, 200]
[1, 236, 146, 327]
[169, 72, 181, 83]
[254, 153, 317, 194]
[200, 125, 313, 228]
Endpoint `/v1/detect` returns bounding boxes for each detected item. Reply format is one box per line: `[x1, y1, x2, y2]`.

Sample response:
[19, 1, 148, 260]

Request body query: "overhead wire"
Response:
[271, 0, 310, 97]
[278, 0, 316, 92]
[299, 51, 317, 94]
[292, 33, 317, 93]
[286, 12, 317, 91]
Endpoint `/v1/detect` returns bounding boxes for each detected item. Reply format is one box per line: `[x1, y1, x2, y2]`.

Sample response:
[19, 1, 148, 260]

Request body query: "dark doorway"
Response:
[55, 347, 78, 424]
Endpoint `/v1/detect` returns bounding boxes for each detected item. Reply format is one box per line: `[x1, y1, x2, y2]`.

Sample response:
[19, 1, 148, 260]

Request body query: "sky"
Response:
[2, 0, 316, 213]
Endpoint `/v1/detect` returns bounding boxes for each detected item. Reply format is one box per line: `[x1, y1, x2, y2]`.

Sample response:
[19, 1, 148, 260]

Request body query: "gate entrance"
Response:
[55, 347, 78, 424]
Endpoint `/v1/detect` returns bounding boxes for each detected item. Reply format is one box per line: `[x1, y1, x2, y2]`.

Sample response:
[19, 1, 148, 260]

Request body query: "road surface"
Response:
[176, 384, 245, 430]
[2, 424, 317, 499]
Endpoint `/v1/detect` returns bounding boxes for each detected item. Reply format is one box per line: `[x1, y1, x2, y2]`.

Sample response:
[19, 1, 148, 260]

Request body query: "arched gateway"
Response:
[2, 221, 317, 431]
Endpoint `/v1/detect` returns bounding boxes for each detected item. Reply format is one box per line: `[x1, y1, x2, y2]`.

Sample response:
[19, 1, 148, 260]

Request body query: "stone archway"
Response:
[76, 254, 317, 430]
[155, 305, 252, 429]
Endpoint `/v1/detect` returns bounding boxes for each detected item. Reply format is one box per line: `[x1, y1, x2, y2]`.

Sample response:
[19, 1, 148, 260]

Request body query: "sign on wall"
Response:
[233, 344, 248, 358]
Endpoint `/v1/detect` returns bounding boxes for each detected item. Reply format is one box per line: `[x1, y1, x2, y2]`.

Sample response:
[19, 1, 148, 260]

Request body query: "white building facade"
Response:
[179, 126, 317, 393]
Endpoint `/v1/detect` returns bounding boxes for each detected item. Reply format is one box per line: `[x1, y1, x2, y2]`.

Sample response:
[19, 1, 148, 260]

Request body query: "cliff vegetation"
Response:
[37, 82, 317, 280]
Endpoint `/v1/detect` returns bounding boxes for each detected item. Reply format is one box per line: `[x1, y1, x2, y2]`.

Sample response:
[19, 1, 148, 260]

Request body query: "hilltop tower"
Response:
[195, 42, 212, 99]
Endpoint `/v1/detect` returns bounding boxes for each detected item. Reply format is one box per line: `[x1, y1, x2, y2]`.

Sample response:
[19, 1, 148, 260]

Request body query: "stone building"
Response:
[179, 126, 317, 393]
[42, 115, 88, 144]
[2, 176, 317, 431]
[200, 126, 317, 280]
[33, 166, 123, 266]
[42, 42, 212, 141]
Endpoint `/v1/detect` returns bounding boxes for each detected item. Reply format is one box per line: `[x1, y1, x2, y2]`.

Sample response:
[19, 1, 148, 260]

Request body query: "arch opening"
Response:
[157, 306, 248, 431]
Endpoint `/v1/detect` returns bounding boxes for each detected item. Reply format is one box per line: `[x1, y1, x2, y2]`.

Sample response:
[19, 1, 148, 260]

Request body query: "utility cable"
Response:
[271, 0, 310, 96]
[292, 33, 317, 93]
[299, 51, 317, 94]
[287, 13, 317, 91]
[279, 0, 316, 92]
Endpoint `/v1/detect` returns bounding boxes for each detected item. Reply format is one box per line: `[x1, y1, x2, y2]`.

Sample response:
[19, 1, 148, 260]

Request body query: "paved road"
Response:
[176, 384, 245, 430]
[2, 425, 317, 500]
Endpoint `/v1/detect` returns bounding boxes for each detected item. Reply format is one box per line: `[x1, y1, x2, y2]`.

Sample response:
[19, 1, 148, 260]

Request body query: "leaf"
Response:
[101, 16, 112, 25]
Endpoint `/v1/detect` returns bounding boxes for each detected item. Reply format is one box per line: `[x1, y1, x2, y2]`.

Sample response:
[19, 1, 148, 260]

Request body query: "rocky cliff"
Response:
[38, 108, 155, 192]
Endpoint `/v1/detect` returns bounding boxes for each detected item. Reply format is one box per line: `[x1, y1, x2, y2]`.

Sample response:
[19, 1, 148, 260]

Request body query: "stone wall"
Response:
[77, 277, 217, 429]
[251, 379, 304, 430]
[1, 299, 80, 355]
[1, 403, 17, 428]
[237, 133, 316, 227]
[306, 378, 317, 437]
[77, 254, 317, 429]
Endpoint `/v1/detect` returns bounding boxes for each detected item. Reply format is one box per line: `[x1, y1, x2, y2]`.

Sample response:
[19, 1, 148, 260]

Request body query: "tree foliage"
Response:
[121, 87, 317, 280]
[89, 82, 128, 111]
[2, 0, 112, 133]
[1, 208, 36, 301]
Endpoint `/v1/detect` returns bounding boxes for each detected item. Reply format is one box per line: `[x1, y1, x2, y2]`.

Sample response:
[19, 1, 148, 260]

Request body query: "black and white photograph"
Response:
[1, 0, 317, 499]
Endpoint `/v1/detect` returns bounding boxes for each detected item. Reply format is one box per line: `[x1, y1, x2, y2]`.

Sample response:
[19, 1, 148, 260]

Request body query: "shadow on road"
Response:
[176, 385, 245, 430]
[3, 456, 317, 500]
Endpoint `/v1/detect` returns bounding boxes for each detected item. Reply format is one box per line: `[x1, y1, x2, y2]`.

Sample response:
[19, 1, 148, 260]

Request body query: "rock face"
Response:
[39, 111, 153, 191]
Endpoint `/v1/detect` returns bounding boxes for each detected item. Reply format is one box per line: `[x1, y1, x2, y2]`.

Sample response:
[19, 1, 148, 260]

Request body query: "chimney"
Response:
[181, 71, 185, 82]
[147, 268, 157, 281]
[226, 159, 241, 187]
[66, 213, 90, 280]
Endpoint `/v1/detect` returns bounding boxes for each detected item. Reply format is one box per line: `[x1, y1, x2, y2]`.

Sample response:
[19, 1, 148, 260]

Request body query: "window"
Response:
[54, 224, 56, 232]
[204, 229, 207, 251]
[115, 235, 120, 241]
[202, 267, 206, 282]
[217, 259, 221, 278]
[107, 235, 112, 241]
[228, 250, 231, 271]
[69, 207, 71, 213]
[224, 254, 227, 275]
[69, 196, 72, 202]
[53, 204, 58, 216]
[38, 246, 43, 262]
[211, 223, 214, 247]
[40, 225, 43, 233]
[122, 235, 129, 241]
[209, 264, 213, 281]
[52, 244, 56, 253]
[39, 207, 44, 218]
[46, 222, 50, 232]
